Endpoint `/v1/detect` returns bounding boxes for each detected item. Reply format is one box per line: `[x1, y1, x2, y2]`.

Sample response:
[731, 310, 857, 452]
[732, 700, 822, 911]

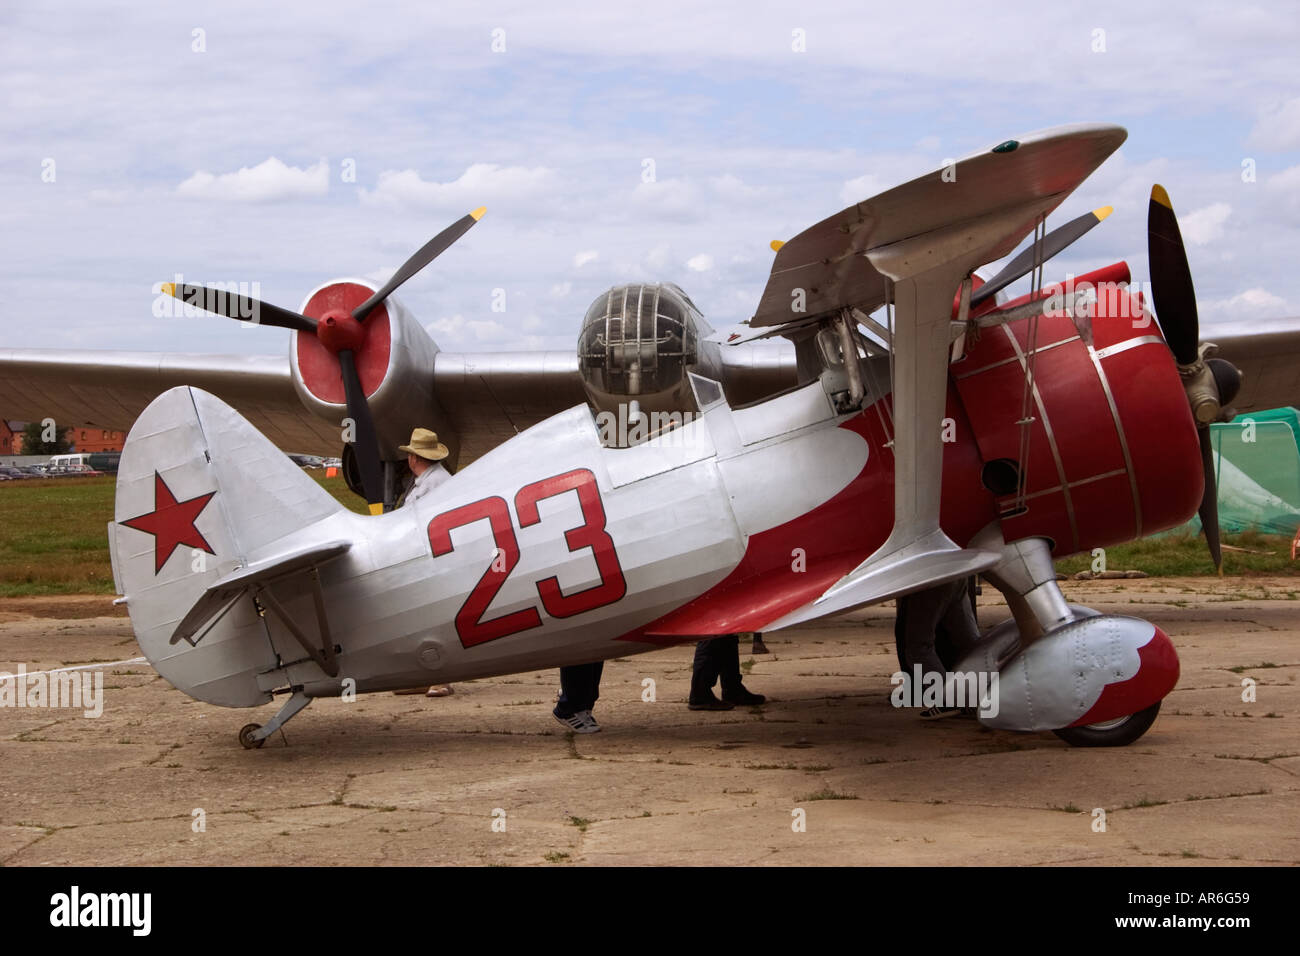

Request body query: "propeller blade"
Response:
[352, 207, 486, 322]
[1198, 427, 1222, 573]
[161, 283, 317, 334]
[1147, 185, 1201, 365]
[337, 349, 386, 515]
[970, 206, 1113, 307]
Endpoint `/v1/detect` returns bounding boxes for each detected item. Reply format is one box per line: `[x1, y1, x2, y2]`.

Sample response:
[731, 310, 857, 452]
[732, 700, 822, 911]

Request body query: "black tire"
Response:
[238, 723, 265, 750]
[1052, 702, 1161, 747]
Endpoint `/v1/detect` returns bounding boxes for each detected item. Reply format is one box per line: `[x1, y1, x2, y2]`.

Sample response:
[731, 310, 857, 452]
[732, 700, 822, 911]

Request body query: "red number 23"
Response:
[427, 468, 626, 648]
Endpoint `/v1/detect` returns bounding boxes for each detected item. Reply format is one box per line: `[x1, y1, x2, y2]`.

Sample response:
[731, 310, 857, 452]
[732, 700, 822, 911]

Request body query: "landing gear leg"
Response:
[239, 690, 312, 749]
[982, 537, 1076, 644]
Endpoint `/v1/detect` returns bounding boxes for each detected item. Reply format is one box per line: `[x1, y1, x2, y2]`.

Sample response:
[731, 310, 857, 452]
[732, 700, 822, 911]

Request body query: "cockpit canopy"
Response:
[578, 283, 700, 397]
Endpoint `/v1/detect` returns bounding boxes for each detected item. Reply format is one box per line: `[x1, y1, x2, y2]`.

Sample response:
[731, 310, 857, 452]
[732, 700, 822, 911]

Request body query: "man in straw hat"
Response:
[396, 427, 451, 508]
[392, 427, 455, 697]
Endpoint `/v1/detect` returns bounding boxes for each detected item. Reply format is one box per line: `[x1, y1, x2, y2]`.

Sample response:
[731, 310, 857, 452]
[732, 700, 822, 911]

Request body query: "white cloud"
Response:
[176, 157, 328, 202]
[550, 281, 572, 297]
[1204, 287, 1288, 319]
[1266, 164, 1300, 222]
[645, 244, 672, 270]
[1179, 202, 1231, 245]
[709, 173, 766, 201]
[629, 178, 701, 221]
[573, 250, 599, 268]
[426, 314, 511, 344]
[1248, 97, 1300, 151]
[839, 172, 885, 205]
[361, 163, 556, 210]
[686, 253, 714, 272]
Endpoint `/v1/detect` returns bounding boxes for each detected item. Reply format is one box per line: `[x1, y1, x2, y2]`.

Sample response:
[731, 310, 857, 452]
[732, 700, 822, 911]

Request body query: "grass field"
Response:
[1, 475, 1297, 596]
[0, 474, 368, 597]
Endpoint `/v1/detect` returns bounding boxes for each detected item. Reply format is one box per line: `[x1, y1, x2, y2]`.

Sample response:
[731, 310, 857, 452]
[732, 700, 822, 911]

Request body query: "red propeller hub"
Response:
[317, 309, 367, 353]
[297, 282, 392, 404]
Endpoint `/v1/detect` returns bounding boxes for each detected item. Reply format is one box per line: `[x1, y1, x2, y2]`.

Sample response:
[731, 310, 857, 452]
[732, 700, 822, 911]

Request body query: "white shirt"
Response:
[402, 462, 450, 507]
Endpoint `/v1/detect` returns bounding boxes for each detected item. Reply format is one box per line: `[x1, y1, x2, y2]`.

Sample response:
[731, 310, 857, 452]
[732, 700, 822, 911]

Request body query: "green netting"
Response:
[1176, 407, 1300, 537]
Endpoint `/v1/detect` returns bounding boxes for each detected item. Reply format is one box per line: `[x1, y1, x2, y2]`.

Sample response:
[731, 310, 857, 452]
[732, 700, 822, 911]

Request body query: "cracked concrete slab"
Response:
[1, 577, 1296, 865]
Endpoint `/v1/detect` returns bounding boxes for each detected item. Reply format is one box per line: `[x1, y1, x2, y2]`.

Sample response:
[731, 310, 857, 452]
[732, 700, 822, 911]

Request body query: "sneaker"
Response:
[919, 705, 962, 720]
[554, 708, 602, 733]
[722, 687, 766, 706]
[688, 693, 735, 711]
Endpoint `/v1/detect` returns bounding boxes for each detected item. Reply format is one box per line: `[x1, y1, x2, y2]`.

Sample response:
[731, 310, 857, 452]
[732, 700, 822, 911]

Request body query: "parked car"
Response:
[0, 466, 29, 480]
[49, 463, 103, 477]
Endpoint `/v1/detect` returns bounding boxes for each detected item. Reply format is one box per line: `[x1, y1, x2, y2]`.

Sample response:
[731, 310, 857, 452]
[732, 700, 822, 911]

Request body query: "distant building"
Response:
[69, 427, 126, 453]
[1, 420, 23, 455]
[0, 420, 126, 455]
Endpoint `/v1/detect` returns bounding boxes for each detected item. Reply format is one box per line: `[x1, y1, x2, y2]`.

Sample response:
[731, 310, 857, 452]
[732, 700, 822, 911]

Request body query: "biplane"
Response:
[1, 123, 1279, 747]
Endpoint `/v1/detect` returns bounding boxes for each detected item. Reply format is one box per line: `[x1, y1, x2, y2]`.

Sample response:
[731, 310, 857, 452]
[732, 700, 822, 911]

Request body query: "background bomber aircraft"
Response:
[2, 123, 1295, 749]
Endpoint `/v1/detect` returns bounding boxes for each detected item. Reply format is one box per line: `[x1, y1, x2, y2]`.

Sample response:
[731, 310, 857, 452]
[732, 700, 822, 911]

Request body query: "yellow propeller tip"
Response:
[368, 502, 384, 516]
[470, 206, 487, 221]
[160, 282, 177, 298]
[1151, 184, 1172, 209]
[1093, 205, 1114, 221]
[770, 239, 785, 252]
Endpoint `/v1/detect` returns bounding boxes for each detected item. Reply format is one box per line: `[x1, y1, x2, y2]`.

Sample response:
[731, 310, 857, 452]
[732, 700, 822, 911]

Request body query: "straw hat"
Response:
[399, 428, 449, 461]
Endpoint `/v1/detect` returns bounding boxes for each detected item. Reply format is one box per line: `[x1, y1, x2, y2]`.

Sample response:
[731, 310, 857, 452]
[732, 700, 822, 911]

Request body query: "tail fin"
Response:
[110, 386, 344, 705]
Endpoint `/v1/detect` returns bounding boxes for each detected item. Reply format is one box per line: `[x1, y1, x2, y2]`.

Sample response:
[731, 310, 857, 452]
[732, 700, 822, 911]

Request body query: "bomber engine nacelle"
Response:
[577, 283, 710, 419]
[290, 279, 457, 467]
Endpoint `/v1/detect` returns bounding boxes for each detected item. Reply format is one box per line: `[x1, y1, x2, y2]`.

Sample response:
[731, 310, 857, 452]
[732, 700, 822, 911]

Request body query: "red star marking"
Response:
[120, 472, 217, 574]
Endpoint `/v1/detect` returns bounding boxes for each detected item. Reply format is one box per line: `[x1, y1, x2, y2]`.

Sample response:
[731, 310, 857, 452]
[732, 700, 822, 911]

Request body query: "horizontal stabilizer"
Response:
[170, 539, 352, 646]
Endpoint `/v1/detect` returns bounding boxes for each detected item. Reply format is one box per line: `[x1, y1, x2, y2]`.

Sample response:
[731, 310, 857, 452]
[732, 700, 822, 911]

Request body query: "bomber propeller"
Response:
[1146, 184, 1242, 572]
[163, 206, 486, 515]
[970, 206, 1113, 307]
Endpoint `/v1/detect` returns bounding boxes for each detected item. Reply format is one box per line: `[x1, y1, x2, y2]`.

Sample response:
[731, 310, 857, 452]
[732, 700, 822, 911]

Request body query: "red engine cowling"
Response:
[289, 280, 455, 464]
[953, 262, 1204, 557]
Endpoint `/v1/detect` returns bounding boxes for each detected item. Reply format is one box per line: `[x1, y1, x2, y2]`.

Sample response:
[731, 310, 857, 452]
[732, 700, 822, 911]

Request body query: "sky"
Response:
[2, 0, 1298, 359]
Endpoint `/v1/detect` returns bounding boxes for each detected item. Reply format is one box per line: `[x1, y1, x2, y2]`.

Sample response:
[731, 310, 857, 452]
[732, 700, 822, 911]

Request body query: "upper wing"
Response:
[1208, 324, 1300, 414]
[751, 123, 1129, 331]
[0, 348, 342, 454]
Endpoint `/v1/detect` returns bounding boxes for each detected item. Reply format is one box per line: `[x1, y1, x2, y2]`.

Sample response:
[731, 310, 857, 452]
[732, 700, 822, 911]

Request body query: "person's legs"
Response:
[716, 636, 742, 695]
[689, 640, 734, 709]
[719, 634, 765, 705]
[937, 579, 982, 663]
[586, 661, 604, 711]
[901, 586, 951, 678]
[555, 661, 604, 733]
[903, 581, 971, 719]
[556, 662, 602, 716]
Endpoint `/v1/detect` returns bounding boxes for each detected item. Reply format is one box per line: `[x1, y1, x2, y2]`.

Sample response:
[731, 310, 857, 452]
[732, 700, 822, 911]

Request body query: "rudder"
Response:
[110, 386, 344, 705]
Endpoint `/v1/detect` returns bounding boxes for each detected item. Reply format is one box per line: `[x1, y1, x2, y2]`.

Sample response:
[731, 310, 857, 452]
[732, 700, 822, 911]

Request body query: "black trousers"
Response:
[690, 636, 741, 700]
[894, 577, 981, 674]
[556, 661, 604, 716]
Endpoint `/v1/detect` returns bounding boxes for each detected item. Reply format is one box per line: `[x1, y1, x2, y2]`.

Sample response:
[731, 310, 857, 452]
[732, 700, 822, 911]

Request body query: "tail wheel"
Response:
[1052, 702, 1161, 747]
[238, 723, 266, 750]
